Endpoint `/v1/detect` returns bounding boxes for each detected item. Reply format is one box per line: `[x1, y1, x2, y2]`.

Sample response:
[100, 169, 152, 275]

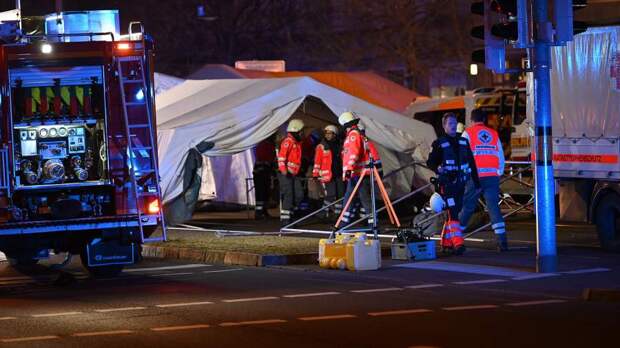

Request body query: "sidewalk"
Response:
[143, 209, 606, 269]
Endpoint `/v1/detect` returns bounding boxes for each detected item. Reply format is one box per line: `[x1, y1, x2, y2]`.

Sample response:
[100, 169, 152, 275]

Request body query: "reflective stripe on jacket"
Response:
[342, 127, 365, 178]
[464, 123, 501, 177]
[312, 143, 333, 183]
[438, 136, 472, 182]
[277, 134, 302, 175]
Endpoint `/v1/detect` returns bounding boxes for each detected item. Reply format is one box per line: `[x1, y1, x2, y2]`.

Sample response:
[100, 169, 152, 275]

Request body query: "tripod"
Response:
[331, 156, 400, 239]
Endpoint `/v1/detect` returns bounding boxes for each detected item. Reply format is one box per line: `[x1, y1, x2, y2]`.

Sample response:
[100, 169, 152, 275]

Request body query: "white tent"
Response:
[154, 72, 184, 95]
[156, 77, 436, 204]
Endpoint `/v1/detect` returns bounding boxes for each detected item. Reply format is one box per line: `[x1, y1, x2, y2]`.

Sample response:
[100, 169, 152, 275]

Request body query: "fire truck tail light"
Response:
[117, 42, 132, 50]
[148, 199, 160, 214]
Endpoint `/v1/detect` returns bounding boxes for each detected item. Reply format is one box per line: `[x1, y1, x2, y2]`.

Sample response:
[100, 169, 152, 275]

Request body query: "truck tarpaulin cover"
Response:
[549, 26, 620, 138]
[155, 77, 436, 205]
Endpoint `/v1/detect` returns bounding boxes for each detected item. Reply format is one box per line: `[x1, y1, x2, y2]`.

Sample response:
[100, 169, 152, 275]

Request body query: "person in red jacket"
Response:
[348, 121, 382, 219]
[313, 124, 344, 219]
[277, 119, 305, 226]
[253, 135, 276, 219]
[339, 112, 374, 227]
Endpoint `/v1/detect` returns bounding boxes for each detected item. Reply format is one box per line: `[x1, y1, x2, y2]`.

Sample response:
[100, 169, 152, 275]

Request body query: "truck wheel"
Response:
[595, 194, 620, 252]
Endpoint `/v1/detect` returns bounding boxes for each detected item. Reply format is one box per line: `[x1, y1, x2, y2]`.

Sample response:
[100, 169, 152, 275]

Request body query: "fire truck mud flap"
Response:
[84, 238, 137, 267]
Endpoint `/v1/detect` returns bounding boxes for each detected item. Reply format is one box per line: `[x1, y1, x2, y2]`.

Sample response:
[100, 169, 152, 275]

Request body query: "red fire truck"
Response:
[0, 10, 166, 276]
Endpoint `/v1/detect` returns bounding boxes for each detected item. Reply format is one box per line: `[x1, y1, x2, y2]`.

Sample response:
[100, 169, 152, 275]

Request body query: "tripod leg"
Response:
[334, 171, 366, 229]
[369, 167, 378, 239]
[374, 167, 401, 227]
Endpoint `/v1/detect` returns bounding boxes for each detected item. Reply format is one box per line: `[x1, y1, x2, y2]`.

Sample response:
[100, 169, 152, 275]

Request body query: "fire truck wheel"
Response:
[595, 194, 620, 252]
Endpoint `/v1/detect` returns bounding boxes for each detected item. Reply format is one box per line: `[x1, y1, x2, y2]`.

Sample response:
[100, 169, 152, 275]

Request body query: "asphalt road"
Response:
[1, 243, 619, 348]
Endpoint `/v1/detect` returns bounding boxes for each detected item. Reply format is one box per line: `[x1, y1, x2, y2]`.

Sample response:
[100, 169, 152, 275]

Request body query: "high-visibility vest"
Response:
[312, 142, 333, 183]
[342, 127, 366, 178]
[438, 135, 472, 182]
[466, 123, 501, 177]
[277, 134, 302, 175]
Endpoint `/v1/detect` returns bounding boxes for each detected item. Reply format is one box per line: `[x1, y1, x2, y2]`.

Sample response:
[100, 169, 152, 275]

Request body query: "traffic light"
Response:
[470, 1, 529, 73]
[555, 0, 588, 44]
[470, 0, 506, 73]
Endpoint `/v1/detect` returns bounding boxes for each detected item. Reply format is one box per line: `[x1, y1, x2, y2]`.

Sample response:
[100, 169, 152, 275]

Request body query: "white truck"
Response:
[529, 26, 620, 251]
[407, 26, 620, 251]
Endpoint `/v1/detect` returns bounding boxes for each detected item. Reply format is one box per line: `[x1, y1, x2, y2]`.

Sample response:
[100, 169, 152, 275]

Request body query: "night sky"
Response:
[1, 0, 618, 94]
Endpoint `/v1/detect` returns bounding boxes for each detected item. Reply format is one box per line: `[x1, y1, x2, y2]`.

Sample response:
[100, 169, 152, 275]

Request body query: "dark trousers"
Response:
[253, 167, 272, 216]
[341, 175, 373, 225]
[279, 173, 303, 222]
[323, 179, 345, 214]
[439, 178, 466, 248]
[440, 181, 465, 219]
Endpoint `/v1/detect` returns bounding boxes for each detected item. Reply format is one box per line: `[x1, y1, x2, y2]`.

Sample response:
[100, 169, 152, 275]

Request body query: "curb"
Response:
[142, 245, 318, 267]
[583, 288, 620, 302]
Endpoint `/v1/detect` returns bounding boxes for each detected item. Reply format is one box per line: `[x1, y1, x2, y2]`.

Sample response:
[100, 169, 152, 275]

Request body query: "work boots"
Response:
[496, 233, 509, 252]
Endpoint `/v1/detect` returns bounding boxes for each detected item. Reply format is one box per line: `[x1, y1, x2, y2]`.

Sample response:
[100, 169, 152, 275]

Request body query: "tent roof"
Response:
[156, 77, 435, 202]
[188, 64, 421, 113]
[154, 72, 184, 95]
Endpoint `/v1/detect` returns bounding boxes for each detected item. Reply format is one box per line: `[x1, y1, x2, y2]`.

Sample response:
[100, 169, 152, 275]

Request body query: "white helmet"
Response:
[324, 125, 338, 135]
[429, 192, 446, 213]
[456, 122, 465, 133]
[287, 119, 304, 133]
[338, 111, 359, 126]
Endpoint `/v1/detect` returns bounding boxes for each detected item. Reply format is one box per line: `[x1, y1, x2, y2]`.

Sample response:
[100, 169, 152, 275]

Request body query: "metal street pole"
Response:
[532, 0, 557, 272]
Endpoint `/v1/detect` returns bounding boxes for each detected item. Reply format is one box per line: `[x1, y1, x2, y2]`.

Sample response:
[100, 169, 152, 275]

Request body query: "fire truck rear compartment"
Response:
[6, 64, 115, 221]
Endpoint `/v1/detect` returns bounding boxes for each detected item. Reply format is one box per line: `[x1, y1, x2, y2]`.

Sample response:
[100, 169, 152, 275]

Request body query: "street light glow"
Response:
[470, 63, 478, 76]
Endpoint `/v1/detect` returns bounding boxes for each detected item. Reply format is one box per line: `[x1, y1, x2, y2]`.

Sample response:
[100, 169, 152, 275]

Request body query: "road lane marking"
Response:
[152, 272, 194, 277]
[512, 273, 560, 280]
[72, 330, 134, 337]
[151, 324, 210, 332]
[94, 307, 146, 313]
[124, 264, 212, 273]
[283, 292, 341, 298]
[222, 296, 279, 303]
[405, 284, 444, 289]
[203, 268, 244, 274]
[395, 261, 532, 277]
[298, 314, 357, 321]
[443, 305, 498, 311]
[453, 279, 507, 285]
[156, 301, 213, 308]
[1, 335, 60, 343]
[506, 299, 567, 307]
[219, 319, 287, 327]
[32, 312, 83, 318]
[350, 287, 403, 293]
[562, 268, 611, 275]
[0, 317, 16, 320]
[368, 309, 433, 316]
